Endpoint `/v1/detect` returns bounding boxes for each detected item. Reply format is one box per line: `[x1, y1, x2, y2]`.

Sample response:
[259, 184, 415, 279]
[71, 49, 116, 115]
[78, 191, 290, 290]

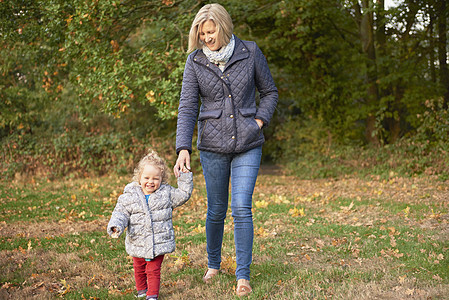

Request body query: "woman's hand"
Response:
[174, 149, 191, 177]
[255, 118, 264, 129]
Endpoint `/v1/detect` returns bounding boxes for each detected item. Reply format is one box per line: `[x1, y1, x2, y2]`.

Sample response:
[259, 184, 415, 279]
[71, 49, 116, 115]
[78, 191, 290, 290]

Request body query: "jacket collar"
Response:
[193, 36, 249, 72]
[225, 36, 249, 69]
[128, 182, 168, 213]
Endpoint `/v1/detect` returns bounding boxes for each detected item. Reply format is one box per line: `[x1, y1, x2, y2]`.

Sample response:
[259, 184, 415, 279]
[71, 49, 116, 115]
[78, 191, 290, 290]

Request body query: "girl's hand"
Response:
[111, 227, 120, 238]
[174, 150, 191, 177]
[255, 118, 264, 129]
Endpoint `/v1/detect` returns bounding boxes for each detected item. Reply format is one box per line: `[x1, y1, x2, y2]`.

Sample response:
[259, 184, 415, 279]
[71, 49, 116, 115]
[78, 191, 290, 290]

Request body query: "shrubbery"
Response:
[1, 127, 177, 181]
[267, 98, 449, 180]
[2, 97, 447, 181]
[0, 93, 180, 180]
[2, 0, 448, 181]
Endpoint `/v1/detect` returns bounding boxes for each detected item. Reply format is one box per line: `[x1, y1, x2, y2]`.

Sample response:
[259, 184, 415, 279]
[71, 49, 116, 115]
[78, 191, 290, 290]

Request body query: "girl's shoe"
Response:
[202, 268, 219, 283]
[136, 289, 147, 298]
[236, 279, 252, 297]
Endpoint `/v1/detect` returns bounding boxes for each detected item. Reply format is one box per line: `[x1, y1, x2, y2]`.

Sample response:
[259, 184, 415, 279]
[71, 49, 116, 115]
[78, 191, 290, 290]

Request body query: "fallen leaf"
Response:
[289, 207, 305, 217]
[340, 201, 354, 211]
[388, 227, 396, 235]
[221, 256, 236, 273]
[406, 288, 414, 296]
[192, 224, 205, 233]
[403, 206, 410, 217]
[87, 275, 96, 286]
[255, 227, 268, 237]
[315, 239, 325, 248]
[433, 274, 443, 281]
[58, 279, 70, 295]
[255, 200, 268, 208]
[390, 236, 397, 247]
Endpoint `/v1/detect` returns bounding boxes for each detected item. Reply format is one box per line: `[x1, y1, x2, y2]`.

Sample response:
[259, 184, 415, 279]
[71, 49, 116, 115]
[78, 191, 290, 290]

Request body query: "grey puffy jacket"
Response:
[107, 172, 193, 259]
[176, 36, 278, 154]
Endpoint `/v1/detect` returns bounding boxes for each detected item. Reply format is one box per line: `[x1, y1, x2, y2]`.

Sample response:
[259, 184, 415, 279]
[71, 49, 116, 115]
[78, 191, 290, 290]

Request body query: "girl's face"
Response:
[139, 164, 162, 195]
[199, 20, 221, 51]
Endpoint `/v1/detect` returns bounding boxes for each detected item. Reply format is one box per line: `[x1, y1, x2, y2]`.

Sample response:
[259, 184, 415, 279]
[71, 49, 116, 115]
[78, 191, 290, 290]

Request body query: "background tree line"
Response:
[1, 0, 448, 179]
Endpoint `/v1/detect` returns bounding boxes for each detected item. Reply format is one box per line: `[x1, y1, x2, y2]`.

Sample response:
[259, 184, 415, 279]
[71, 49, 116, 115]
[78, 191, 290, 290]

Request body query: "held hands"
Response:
[174, 149, 191, 177]
[173, 121, 261, 177]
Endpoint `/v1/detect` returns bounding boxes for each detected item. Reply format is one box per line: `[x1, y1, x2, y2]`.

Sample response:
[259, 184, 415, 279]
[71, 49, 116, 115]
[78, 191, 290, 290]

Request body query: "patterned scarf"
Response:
[202, 35, 235, 72]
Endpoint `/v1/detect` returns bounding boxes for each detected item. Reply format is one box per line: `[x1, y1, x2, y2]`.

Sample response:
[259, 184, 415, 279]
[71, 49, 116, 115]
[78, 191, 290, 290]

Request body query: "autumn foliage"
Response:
[1, 168, 448, 298]
[1, 0, 449, 181]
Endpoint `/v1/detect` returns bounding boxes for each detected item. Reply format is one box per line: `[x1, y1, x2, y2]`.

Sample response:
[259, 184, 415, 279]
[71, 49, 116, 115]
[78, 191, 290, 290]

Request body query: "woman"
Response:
[174, 3, 278, 297]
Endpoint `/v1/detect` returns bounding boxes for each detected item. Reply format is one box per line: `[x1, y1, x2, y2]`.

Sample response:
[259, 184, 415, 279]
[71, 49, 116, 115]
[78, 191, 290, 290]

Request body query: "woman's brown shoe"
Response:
[236, 279, 252, 297]
[202, 268, 219, 284]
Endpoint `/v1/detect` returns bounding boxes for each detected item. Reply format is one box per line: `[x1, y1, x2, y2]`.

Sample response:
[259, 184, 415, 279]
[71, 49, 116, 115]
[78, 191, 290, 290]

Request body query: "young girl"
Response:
[108, 150, 193, 300]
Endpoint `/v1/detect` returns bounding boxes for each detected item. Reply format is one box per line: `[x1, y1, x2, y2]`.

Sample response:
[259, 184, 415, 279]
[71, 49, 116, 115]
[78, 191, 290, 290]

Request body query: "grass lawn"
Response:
[0, 166, 448, 299]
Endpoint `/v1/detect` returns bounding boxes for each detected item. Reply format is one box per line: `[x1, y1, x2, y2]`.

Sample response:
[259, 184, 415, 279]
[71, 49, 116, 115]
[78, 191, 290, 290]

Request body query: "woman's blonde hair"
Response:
[188, 3, 234, 53]
[133, 149, 169, 184]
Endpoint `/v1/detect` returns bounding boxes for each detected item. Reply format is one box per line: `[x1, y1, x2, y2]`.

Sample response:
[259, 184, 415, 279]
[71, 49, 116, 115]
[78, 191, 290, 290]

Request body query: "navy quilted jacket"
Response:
[176, 36, 278, 154]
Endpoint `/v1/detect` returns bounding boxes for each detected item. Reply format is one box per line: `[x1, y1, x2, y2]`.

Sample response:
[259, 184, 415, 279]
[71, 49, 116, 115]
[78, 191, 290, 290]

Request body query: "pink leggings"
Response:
[132, 255, 164, 297]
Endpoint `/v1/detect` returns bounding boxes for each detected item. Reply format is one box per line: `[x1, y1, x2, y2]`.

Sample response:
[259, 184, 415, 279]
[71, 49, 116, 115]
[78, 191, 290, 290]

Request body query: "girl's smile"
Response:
[139, 164, 162, 195]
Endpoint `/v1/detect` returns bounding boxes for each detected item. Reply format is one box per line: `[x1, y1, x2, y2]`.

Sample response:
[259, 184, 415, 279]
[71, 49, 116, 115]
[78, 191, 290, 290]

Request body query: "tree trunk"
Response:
[360, 0, 380, 145]
[377, 0, 400, 143]
[429, 10, 436, 83]
[376, 0, 385, 46]
[437, 0, 449, 108]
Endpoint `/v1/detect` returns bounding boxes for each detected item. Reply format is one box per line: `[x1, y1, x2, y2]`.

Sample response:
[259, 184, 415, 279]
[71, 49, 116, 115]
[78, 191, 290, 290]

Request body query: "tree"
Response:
[435, 0, 449, 108]
[230, 0, 447, 146]
[1, 0, 447, 148]
[354, 0, 380, 145]
[0, 0, 198, 136]
[61, 0, 196, 120]
[0, 0, 70, 134]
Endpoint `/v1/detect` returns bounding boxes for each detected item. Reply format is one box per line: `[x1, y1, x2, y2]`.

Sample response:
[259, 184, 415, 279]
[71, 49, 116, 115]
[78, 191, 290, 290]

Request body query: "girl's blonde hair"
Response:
[188, 3, 234, 53]
[133, 150, 169, 184]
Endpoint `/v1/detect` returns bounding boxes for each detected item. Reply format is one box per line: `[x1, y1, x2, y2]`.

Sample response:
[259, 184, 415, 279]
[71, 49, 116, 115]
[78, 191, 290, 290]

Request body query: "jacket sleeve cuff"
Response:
[176, 147, 192, 155]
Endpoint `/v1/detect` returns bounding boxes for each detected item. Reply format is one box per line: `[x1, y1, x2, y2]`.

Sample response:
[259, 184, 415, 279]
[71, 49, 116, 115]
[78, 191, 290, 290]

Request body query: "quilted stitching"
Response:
[176, 36, 278, 154]
[107, 172, 193, 259]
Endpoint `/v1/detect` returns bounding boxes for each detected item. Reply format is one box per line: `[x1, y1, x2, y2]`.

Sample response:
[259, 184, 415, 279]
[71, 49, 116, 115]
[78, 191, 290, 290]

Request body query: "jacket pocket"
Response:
[238, 107, 262, 145]
[198, 109, 223, 146]
[239, 107, 257, 117]
[198, 109, 223, 121]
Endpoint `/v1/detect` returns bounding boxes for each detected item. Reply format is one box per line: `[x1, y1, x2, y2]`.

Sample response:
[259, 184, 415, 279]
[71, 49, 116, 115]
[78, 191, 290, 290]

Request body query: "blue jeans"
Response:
[200, 146, 262, 281]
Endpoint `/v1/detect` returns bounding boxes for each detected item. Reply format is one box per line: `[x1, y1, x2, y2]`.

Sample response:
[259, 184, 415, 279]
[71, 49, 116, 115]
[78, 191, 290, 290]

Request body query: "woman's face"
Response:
[199, 20, 220, 51]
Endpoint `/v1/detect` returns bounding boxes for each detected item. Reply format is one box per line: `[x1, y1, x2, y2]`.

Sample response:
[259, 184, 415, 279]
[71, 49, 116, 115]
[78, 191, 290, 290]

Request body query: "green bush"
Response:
[268, 99, 449, 179]
[1, 128, 176, 180]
